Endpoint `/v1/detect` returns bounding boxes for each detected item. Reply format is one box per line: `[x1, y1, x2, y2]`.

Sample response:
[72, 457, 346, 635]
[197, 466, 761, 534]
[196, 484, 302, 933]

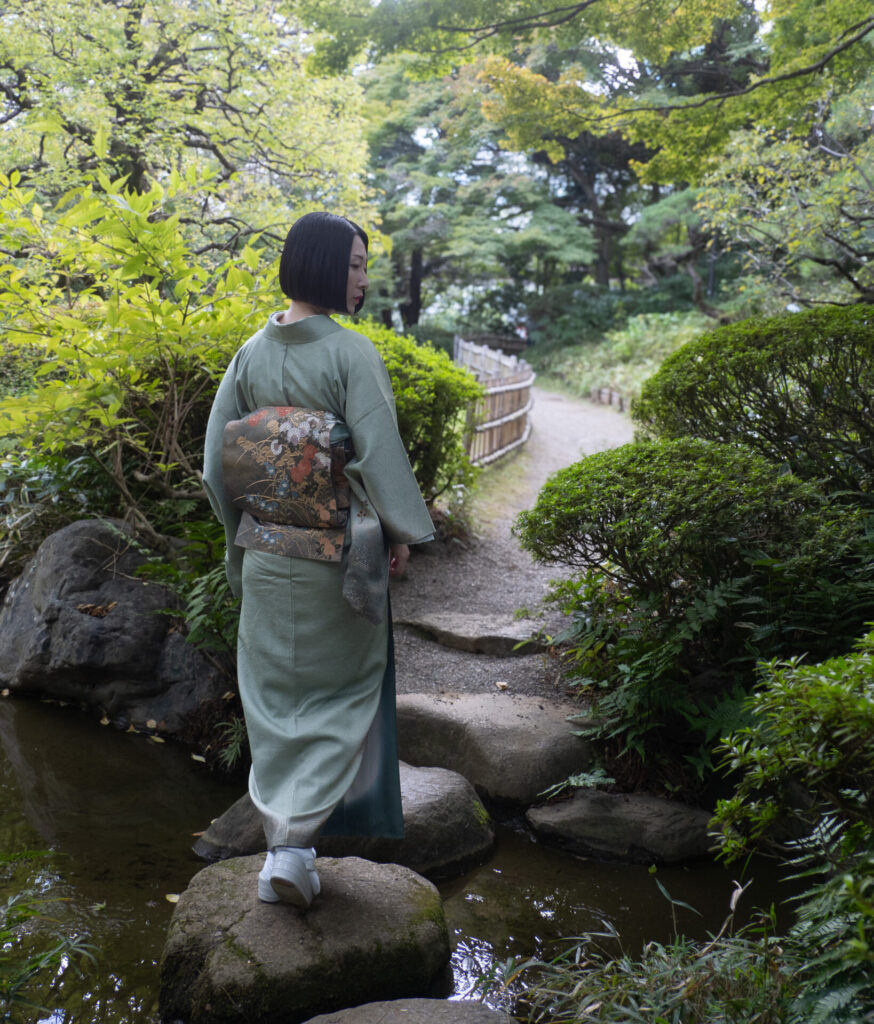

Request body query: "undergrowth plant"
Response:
[474, 882, 796, 1023]
[132, 518, 247, 769]
[713, 629, 874, 1024]
[533, 309, 712, 401]
[136, 519, 240, 667]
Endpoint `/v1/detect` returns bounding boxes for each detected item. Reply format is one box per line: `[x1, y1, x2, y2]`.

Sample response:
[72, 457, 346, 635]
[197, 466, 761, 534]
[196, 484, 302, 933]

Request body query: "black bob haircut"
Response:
[279, 212, 368, 314]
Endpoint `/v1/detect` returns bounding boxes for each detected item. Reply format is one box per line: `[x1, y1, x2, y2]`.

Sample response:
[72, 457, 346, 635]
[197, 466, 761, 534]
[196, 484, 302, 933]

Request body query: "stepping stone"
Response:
[303, 998, 512, 1022]
[395, 611, 545, 657]
[526, 790, 713, 864]
[396, 692, 594, 807]
[160, 856, 449, 1024]
[193, 762, 495, 881]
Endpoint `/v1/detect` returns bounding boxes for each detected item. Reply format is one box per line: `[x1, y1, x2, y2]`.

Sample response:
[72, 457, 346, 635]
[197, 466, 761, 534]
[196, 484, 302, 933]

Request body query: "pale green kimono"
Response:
[203, 314, 434, 848]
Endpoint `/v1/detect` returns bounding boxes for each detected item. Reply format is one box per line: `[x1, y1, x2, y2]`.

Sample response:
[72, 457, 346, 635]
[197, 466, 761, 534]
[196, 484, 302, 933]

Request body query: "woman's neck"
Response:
[277, 301, 329, 324]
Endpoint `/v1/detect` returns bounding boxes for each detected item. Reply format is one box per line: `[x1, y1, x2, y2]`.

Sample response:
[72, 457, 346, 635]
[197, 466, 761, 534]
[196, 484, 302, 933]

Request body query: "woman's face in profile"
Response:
[346, 235, 368, 315]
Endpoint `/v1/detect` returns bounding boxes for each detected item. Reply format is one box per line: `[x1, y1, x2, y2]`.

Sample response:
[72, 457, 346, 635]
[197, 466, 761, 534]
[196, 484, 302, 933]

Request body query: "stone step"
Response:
[303, 998, 512, 1023]
[160, 856, 449, 1024]
[396, 692, 594, 807]
[526, 790, 713, 864]
[394, 611, 546, 657]
[193, 761, 495, 882]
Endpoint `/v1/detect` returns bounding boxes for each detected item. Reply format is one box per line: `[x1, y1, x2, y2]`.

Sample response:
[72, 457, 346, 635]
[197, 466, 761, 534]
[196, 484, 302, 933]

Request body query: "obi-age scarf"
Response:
[221, 406, 389, 624]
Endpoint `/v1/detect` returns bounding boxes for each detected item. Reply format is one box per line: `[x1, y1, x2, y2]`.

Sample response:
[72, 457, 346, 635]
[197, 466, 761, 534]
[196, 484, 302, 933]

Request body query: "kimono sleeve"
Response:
[202, 353, 245, 596]
[342, 340, 435, 546]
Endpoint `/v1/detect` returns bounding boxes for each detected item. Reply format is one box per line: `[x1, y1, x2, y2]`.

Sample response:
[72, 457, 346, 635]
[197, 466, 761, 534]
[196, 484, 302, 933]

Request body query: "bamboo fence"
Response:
[454, 337, 536, 466]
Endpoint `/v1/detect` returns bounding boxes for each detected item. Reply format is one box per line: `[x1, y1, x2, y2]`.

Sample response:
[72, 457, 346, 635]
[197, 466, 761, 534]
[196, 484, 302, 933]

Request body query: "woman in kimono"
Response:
[202, 212, 434, 908]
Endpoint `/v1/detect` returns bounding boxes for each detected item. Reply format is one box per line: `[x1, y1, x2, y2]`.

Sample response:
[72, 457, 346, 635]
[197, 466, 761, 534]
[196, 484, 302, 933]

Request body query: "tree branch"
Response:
[584, 15, 874, 124]
[433, 0, 602, 42]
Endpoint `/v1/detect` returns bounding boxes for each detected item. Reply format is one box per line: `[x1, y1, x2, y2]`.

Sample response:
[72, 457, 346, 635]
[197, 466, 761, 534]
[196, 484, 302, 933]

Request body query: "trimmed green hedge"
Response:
[633, 304, 874, 503]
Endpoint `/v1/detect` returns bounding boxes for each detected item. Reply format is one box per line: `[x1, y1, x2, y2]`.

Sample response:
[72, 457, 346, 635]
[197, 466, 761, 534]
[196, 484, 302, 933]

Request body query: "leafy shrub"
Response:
[480, 636, 874, 1022]
[514, 438, 874, 773]
[633, 305, 874, 504]
[713, 631, 874, 1024]
[0, 171, 270, 567]
[715, 633, 874, 857]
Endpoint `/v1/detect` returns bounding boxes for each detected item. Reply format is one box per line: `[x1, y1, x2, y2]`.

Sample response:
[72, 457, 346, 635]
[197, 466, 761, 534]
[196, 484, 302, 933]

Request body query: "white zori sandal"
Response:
[258, 847, 321, 908]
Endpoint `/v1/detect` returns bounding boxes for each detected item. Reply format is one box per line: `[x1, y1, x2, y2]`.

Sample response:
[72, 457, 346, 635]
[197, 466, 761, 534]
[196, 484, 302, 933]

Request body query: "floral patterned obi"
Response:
[222, 406, 352, 562]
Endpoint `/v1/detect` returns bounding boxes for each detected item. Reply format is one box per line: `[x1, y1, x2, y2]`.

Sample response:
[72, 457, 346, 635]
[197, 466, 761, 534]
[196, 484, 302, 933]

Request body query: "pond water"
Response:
[1, 696, 792, 1023]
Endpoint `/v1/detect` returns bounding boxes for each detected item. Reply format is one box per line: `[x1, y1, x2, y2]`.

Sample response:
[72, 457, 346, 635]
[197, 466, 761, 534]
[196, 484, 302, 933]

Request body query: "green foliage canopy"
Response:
[302, 0, 873, 312]
[0, 0, 375, 246]
[359, 55, 594, 332]
[699, 74, 874, 306]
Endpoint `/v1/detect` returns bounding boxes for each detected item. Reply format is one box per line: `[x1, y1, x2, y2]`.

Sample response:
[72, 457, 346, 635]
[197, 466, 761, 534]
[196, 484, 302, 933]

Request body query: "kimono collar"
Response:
[263, 313, 346, 345]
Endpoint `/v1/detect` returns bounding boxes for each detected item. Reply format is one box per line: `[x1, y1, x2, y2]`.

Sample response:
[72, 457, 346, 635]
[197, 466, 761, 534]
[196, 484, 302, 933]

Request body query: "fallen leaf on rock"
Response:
[495, 681, 509, 690]
[165, 894, 179, 904]
[75, 601, 117, 618]
[190, 753, 206, 763]
[149, 735, 165, 744]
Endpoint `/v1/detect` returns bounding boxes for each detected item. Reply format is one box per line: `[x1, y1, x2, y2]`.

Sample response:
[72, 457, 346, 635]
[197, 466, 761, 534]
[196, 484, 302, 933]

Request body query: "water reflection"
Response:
[440, 823, 794, 1006]
[0, 696, 236, 1024]
[1, 696, 794, 1024]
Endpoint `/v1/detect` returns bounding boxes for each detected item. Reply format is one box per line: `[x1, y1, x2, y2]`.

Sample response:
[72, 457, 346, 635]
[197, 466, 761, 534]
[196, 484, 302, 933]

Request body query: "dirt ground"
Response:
[391, 387, 635, 698]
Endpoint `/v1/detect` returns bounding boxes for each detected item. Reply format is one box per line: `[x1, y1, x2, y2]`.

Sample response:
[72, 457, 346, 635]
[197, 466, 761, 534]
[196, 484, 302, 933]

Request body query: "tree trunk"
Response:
[399, 247, 423, 327]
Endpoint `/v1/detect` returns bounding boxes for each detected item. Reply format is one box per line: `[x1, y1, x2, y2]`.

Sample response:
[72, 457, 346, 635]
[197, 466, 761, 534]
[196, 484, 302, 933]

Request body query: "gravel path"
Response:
[391, 387, 634, 698]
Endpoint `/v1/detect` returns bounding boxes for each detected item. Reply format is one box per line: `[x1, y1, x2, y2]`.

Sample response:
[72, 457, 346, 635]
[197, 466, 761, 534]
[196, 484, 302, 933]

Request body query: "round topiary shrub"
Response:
[632, 304, 874, 504]
[514, 437, 874, 775]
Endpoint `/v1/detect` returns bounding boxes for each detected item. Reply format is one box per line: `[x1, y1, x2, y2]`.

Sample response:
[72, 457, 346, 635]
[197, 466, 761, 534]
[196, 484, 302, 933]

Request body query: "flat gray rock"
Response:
[526, 790, 713, 864]
[397, 692, 593, 806]
[160, 856, 449, 1024]
[394, 611, 545, 657]
[193, 762, 494, 881]
[303, 998, 512, 1023]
